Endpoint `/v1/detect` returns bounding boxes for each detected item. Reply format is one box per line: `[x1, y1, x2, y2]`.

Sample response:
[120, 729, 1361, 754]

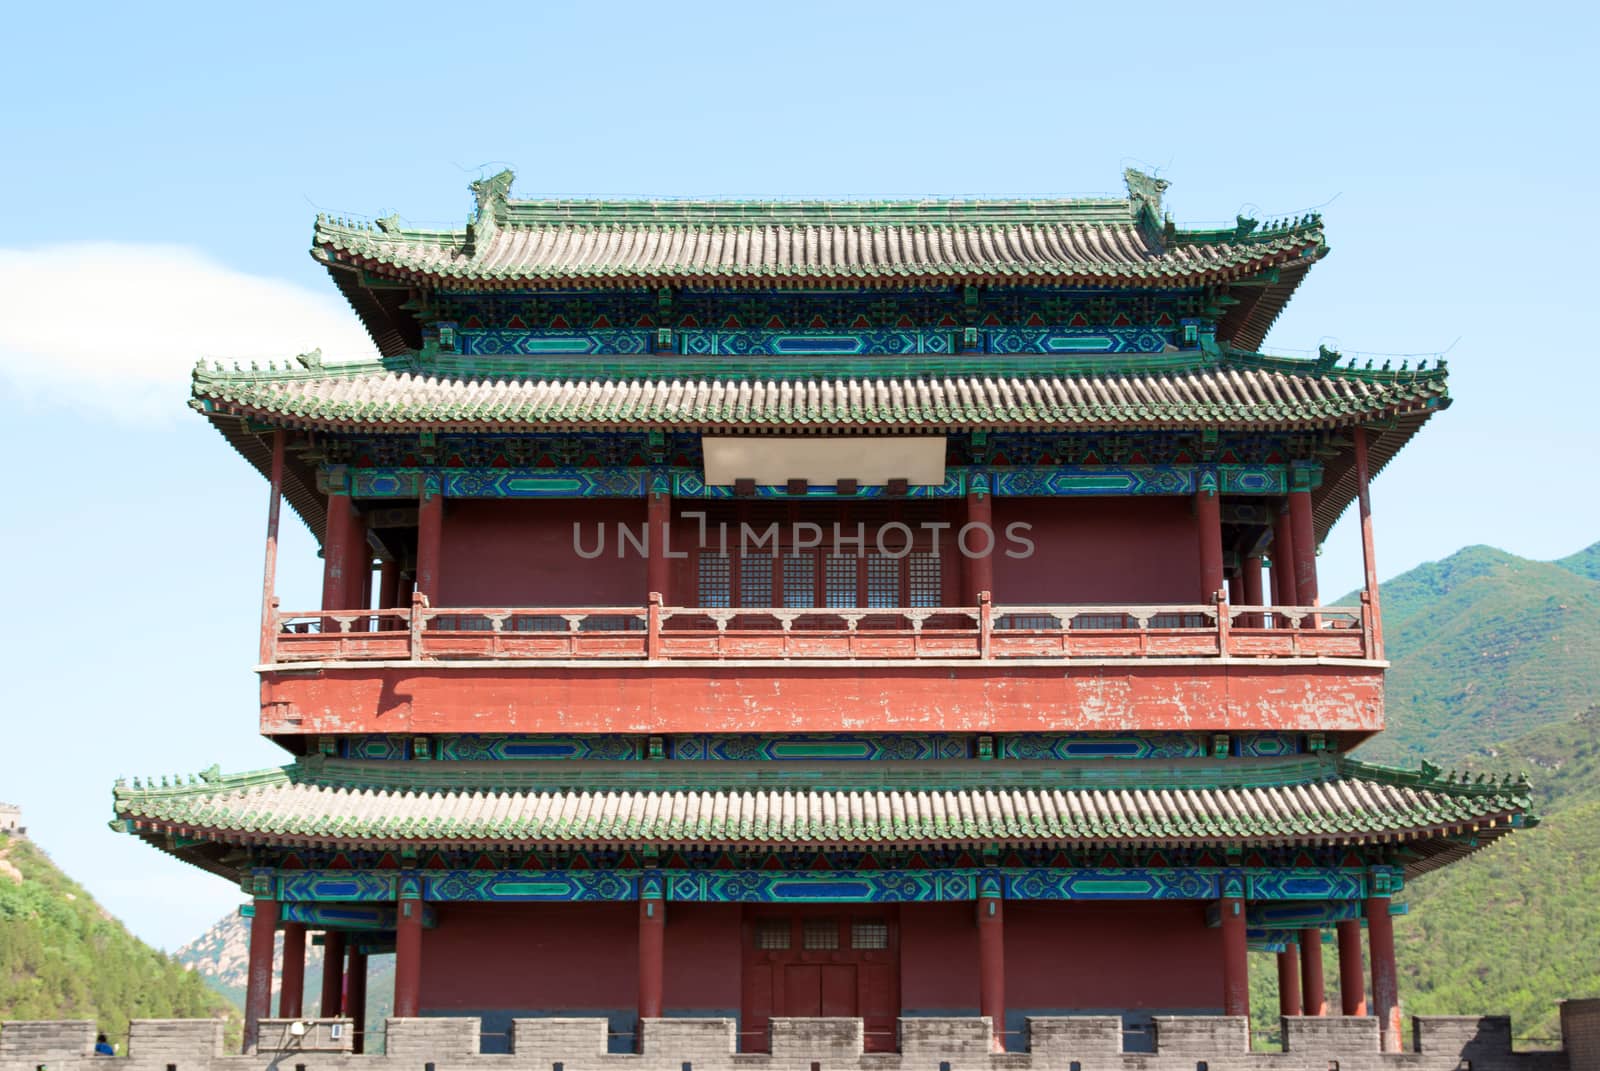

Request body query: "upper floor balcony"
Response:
[269, 594, 1375, 665]
[257, 593, 1385, 742]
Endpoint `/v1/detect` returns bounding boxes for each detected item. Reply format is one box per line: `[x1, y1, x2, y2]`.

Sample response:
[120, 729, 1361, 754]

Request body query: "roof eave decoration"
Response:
[111, 754, 1532, 879]
[309, 168, 1328, 354]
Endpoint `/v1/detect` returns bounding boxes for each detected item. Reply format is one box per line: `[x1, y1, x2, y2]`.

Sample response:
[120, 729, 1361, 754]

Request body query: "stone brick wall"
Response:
[0, 1012, 1575, 1071]
[1561, 1000, 1600, 1071]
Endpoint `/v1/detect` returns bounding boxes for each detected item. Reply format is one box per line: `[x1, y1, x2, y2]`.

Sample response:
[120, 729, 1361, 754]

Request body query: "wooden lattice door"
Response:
[741, 907, 900, 1052]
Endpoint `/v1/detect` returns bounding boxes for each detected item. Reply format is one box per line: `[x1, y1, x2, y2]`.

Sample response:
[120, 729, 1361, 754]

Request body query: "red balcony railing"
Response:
[262, 593, 1377, 665]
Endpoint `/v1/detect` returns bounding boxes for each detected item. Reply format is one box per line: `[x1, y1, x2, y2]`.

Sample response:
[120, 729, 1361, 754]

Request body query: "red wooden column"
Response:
[1353, 426, 1384, 658]
[279, 922, 307, 1019]
[1219, 896, 1250, 1022]
[1276, 942, 1302, 1017]
[1288, 481, 1319, 609]
[1336, 919, 1366, 1015]
[321, 490, 358, 610]
[259, 431, 286, 662]
[1270, 503, 1298, 616]
[319, 931, 346, 1016]
[415, 473, 444, 602]
[346, 946, 368, 1054]
[638, 890, 666, 1040]
[379, 559, 402, 611]
[242, 896, 279, 1053]
[394, 893, 425, 1018]
[1241, 554, 1265, 628]
[1300, 928, 1327, 1015]
[1195, 476, 1224, 602]
[1368, 897, 1401, 1051]
[977, 892, 1006, 1051]
[964, 478, 995, 602]
[647, 483, 672, 602]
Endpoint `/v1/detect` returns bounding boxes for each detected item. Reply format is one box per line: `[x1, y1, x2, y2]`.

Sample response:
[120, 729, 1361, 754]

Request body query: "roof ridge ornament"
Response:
[1123, 167, 1170, 229]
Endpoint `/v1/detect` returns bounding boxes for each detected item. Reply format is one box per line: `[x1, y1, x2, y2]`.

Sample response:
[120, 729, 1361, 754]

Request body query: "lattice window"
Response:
[755, 920, 791, 950]
[1149, 612, 1210, 629]
[825, 555, 859, 608]
[996, 614, 1062, 630]
[851, 920, 889, 950]
[782, 555, 817, 608]
[739, 553, 774, 606]
[802, 919, 840, 950]
[698, 552, 731, 608]
[909, 553, 942, 607]
[865, 554, 901, 608]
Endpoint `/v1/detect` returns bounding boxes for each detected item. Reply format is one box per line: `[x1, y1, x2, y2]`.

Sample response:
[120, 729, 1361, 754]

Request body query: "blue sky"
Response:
[1, 1, 1596, 951]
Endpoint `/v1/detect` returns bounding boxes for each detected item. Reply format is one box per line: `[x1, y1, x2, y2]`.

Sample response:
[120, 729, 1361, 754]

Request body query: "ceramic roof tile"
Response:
[115, 757, 1528, 871]
[192, 349, 1449, 433]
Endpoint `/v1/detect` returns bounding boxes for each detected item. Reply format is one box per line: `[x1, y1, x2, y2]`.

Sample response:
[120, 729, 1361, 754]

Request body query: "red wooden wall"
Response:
[992, 498, 1202, 604]
[437, 501, 647, 607]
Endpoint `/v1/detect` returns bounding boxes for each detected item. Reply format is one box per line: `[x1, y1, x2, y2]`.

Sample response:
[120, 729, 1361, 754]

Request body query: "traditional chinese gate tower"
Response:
[114, 170, 1531, 1056]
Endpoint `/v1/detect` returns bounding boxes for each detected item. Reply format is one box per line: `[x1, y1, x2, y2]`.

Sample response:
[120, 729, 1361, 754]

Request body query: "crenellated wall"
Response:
[3, 1011, 1585, 1071]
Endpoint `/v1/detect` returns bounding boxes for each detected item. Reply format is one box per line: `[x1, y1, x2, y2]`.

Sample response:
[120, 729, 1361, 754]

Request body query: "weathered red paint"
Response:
[1288, 490, 1319, 608]
[346, 947, 368, 1053]
[1270, 504, 1297, 615]
[992, 498, 1200, 604]
[647, 493, 672, 603]
[320, 930, 345, 1016]
[638, 895, 665, 1029]
[977, 896, 1005, 1051]
[1368, 897, 1401, 1051]
[1195, 489, 1223, 603]
[1336, 918, 1366, 1015]
[1276, 943, 1302, 1016]
[279, 922, 307, 1019]
[1219, 897, 1249, 1023]
[964, 491, 994, 601]
[1241, 556, 1265, 629]
[243, 897, 278, 1053]
[416, 490, 443, 601]
[1300, 927, 1326, 1015]
[1353, 426, 1384, 658]
[259, 431, 285, 663]
[394, 898, 424, 1017]
[379, 559, 403, 611]
[262, 660, 1384, 739]
[321, 494, 357, 611]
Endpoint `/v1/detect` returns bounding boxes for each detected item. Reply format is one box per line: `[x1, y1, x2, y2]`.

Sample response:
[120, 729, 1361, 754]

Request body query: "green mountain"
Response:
[0, 833, 236, 1045]
[1247, 543, 1600, 1049]
[1352, 542, 1600, 766]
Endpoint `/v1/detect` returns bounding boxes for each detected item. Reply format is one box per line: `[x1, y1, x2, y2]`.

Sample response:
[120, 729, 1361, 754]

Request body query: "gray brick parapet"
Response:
[0, 1011, 1580, 1071]
[1561, 1000, 1600, 1071]
[386, 1017, 483, 1057]
[0, 1021, 96, 1059]
[1283, 1016, 1380, 1053]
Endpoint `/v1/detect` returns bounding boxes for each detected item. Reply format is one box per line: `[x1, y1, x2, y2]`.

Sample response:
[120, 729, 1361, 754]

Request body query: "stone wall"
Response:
[0, 1013, 1574, 1071]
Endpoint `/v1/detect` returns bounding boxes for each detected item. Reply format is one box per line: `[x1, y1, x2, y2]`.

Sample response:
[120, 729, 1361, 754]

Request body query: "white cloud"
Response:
[0, 243, 379, 422]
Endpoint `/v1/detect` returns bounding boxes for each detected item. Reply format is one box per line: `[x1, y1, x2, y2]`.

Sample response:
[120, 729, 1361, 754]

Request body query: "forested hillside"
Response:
[0, 833, 235, 1045]
[1247, 543, 1600, 1048]
[1351, 543, 1600, 765]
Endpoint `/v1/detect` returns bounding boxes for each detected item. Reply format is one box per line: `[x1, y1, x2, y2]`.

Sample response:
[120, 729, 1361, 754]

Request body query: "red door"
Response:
[741, 907, 899, 1053]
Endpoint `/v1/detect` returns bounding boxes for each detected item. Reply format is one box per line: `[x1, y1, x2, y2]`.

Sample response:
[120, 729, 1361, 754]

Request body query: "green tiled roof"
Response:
[112, 754, 1530, 872]
[190, 346, 1448, 433]
[311, 168, 1325, 290]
